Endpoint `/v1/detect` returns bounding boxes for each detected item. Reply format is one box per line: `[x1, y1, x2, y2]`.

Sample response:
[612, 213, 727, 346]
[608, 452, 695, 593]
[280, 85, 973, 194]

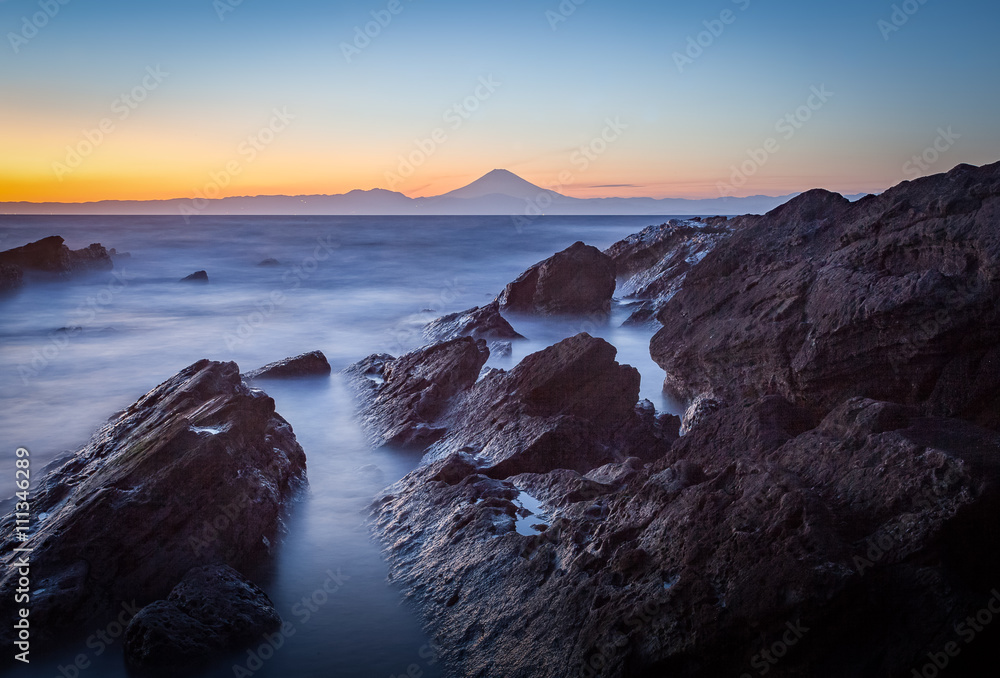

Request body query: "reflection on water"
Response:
[0, 214, 682, 677]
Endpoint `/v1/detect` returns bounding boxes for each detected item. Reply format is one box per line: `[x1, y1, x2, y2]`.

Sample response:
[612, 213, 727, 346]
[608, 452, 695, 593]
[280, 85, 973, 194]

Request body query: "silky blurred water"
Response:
[0, 214, 681, 677]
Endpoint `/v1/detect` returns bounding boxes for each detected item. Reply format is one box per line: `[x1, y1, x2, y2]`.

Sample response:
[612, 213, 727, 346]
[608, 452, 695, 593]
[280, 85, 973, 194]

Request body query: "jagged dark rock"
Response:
[498, 241, 616, 316]
[423, 300, 524, 344]
[123, 565, 282, 672]
[0, 360, 305, 659]
[0, 235, 113, 275]
[650, 162, 1000, 428]
[370, 394, 1000, 677]
[0, 263, 22, 292]
[343, 337, 491, 449]
[243, 350, 332, 380]
[604, 218, 734, 325]
[180, 270, 209, 283]
[347, 334, 674, 474]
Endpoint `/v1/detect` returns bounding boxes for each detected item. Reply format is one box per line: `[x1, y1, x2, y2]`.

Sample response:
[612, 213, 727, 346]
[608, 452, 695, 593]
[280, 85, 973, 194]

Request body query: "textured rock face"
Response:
[0, 360, 305, 655]
[347, 334, 675, 475]
[0, 235, 113, 274]
[371, 395, 1000, 678]
[650, 162, 1000, 427]
[498, 241, 616, 316]
[0, 263, 22, 292]
[123, 565, 282, 672]
[605, 218, 733, 324]
[343, 337, 491, 449]
[244, 350, 332, 379]
[422, 300, 524, 344]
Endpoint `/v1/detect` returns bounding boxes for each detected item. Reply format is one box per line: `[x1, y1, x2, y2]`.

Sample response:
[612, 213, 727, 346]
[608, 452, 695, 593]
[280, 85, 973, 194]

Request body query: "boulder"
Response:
[180, 270, 209, 283]
[0, 235, 113, 274]
[123, 565, 281, 672]
[422, 300, 524, 344]
[243, 350, 332, 380]
[0, 360, 305, 657]
[498, 241, 616, 316]
[650, 161, 1000, 428]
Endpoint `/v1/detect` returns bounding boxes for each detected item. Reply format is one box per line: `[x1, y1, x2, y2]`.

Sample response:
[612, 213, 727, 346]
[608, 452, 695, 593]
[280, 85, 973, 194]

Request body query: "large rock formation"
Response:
[0, 360, 306, 658]
[370, 394, 1000, 678]
[243, 350, 332, 380]
[604, 218, 733, 325]
[124, 565, 282, 672]
[347, 334, 675, 474]
[0, 235, 113, 274]
[498, 241, 616, 316]
[352, 163, 1000, 678]
[650, 162, 1000, 427]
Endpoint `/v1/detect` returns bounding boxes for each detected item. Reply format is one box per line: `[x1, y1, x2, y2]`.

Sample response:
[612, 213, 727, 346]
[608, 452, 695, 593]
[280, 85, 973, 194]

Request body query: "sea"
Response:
[0, 215, 684, 678]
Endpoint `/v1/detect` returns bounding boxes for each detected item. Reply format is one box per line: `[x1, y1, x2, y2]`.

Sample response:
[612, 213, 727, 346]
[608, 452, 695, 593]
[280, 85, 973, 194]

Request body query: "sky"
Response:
[1, 0, 998, 202]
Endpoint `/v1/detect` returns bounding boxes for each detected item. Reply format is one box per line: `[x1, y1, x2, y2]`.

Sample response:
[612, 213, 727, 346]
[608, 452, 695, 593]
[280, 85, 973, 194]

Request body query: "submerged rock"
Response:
[498, 241, 616, 316]
[123, 565, 282, 672]
[0, 360, 305, 658]
[0, 235, 113, 274]
[244, 350, 332, 380]
[651, 161, 1000, 427]
[180, 270, 209, 283]
[257, 258, 280, 267]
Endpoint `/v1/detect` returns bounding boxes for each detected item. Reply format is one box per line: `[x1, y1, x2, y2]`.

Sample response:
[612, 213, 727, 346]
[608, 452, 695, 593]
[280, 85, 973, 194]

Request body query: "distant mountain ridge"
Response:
[0, 169, 870, 216]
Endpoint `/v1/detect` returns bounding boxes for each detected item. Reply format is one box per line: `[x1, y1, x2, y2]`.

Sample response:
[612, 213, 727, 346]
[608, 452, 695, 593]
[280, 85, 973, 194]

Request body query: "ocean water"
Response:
[0, 215, 682, 677]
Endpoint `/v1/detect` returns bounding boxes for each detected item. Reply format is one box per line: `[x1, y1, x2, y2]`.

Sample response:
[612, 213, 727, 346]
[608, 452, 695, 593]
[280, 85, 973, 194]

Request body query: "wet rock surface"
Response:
[498, 241, 616, 316]
[0, 360, 305, 659]
[650, 162, 1000, 427]
[347, 334, 675, 474]
[605, 218, 733, 324]
[0, 235, 113, 277]
[244, 350, 332, 380]
[123, 565, 282, 673]
[422, 300, 524, 344]
[370, 394, 1000, 678]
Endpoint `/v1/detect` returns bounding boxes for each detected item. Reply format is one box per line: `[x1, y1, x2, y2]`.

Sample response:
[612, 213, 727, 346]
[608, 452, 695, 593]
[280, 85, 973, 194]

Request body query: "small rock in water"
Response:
[180, 270, 209, 283]
[243, 350, 332, 379]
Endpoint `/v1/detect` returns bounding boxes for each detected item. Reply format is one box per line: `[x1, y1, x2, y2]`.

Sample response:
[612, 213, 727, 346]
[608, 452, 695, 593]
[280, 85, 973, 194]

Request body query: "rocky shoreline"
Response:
[351, 162, 1000, 677]
[2, 161, 999, 675]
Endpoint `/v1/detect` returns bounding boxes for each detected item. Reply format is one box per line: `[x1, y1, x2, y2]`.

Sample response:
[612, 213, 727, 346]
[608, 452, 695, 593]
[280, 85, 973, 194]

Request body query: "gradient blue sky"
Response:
[1, 0, 998, 201]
